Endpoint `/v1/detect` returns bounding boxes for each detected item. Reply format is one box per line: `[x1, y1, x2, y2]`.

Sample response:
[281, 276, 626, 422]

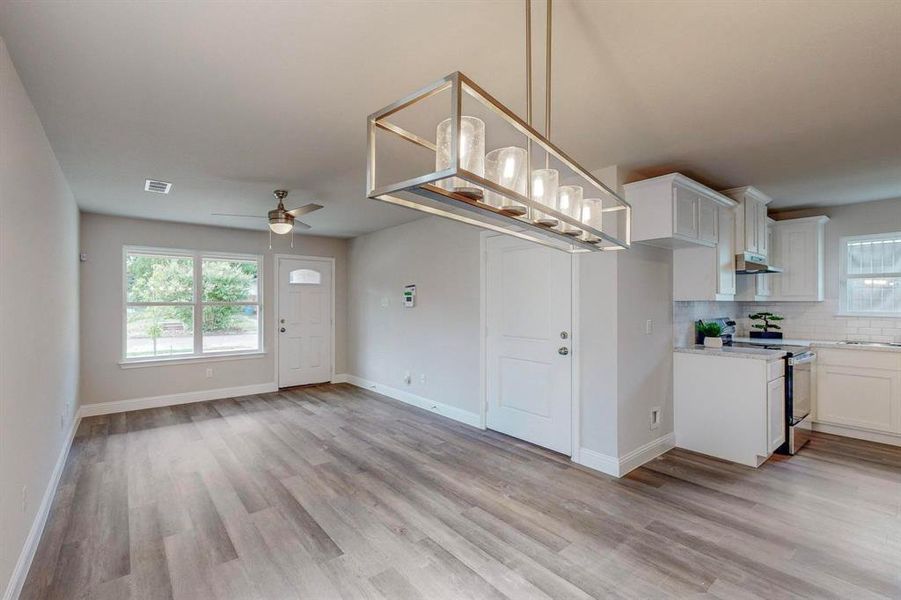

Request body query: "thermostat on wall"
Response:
[403, 284, 416, 308]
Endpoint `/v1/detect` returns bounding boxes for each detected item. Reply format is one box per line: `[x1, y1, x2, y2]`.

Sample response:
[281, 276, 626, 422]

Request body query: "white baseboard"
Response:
[812, 422, 901, 447]
[345, 375, 482, 429]
[330, 373, 349, 384]
[574, 447, 621, 477]
[575, 433, 676, 478]
[77, 382, 278, 417]
[3, 414, 81, 600]
[617, 432, 676, 476]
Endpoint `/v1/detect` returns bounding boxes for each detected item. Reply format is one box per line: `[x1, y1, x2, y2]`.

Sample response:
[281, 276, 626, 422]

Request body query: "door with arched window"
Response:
[277, 256, 334, 387]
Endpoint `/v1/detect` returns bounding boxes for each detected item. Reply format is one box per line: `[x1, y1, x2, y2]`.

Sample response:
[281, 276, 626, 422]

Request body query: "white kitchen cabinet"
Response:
[716, 204, 736, 296]
[697, 196, 718, 245]
[672, 201, 737, 301]
[625, 173, 733, 248]
[722, 186, 772, 259]
[815, 348, 901, 435]
[770, 216, 829, 302]
[675, 351, 786, 467]
[735, 217, 774, 301]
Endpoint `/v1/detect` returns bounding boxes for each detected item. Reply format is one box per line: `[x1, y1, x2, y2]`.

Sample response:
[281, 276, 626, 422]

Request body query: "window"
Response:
[124, 247, 262, 361]
[289, 268, 321, 284]
[840, 232, 901, 316]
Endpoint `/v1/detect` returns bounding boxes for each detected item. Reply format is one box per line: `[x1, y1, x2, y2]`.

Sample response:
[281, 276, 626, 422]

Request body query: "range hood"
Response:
[735, 251, 783, 274]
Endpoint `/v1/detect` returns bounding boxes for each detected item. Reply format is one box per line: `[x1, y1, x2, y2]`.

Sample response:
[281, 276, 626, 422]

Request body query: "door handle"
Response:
[558, 347, 569, 356]
[280, 327, 286, 333]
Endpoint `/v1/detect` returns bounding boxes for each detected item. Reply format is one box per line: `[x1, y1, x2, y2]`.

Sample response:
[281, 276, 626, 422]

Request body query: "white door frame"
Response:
[478, 232, 582, 461]
[273, 254, 337, 387]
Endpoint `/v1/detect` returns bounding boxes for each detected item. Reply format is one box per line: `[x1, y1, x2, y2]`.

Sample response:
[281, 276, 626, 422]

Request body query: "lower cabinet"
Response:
[675, 352, 785, 467]
[814, 348, 901, 435]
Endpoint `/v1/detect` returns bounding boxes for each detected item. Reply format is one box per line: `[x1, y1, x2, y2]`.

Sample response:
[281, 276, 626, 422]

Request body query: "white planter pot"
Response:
[704, 336, 723, 348]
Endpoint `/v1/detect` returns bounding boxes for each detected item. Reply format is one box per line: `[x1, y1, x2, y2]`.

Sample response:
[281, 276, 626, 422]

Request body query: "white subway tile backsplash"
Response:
[674, 298, 901, 345]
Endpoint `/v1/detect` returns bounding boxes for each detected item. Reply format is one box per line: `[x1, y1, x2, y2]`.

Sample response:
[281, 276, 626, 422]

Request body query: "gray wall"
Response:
[347, 217, 483, 415]
[0, 38, 80, 597]
[346, 216, 675, 460]
[79, 213, 349, 406]
[615, 244, 674, 454]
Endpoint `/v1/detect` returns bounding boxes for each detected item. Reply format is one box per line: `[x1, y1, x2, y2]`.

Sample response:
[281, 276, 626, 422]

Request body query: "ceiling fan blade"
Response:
[211, 213, 267, 218]
[293, 220, 312, 230]
[286, 203, 323, 217]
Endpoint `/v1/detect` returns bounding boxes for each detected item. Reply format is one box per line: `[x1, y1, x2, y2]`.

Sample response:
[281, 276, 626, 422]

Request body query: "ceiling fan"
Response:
[213, 190, 323, 234]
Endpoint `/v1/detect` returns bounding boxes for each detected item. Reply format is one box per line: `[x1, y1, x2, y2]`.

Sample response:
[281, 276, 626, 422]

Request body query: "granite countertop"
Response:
[674, 345, 787, 361]
[732, 337, 901, 353]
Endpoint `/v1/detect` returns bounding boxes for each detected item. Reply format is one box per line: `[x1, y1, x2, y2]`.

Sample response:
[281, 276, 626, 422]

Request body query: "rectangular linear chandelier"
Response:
[366, 72, 630, 253]
[365, 1, 630, 253]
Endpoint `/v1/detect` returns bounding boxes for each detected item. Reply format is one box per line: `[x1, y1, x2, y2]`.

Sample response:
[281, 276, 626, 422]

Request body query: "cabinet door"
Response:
[767, 376, 786, 453]
[743, 199, 757, 253]
[757, 201, 769, 259]
[756, 224, 774, 297]
[773, 221, 818, 300]
[816, 365, 900, 433]
[673, 184, 698, 240]
[697, 196, 718, 245]
[716, 205, 736, 295]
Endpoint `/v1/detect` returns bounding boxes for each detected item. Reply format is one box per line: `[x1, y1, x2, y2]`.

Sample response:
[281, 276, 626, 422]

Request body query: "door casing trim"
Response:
[273, 254, 337, 387]
[478, 233, 581, 460]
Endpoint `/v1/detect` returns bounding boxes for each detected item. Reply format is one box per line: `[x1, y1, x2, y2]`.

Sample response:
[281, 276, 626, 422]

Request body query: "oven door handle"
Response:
[789, 352, 816, 366]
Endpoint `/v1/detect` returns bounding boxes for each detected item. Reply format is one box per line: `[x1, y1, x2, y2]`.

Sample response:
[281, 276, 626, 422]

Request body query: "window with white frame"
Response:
[840, 232, 901, 316]
[124, 247, 262, 361]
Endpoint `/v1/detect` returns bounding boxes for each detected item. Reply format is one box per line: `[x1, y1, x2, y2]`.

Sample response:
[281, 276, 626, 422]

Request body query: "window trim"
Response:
[838, 232, 901, 318]
[122, 245, 264, 364]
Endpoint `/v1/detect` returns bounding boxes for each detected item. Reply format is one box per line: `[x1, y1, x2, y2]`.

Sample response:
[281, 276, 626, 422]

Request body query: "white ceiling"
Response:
[1, 0, 900, 236]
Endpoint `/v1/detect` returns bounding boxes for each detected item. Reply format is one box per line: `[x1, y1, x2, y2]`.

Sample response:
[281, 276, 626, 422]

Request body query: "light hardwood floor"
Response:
[20, 383, 901, 599]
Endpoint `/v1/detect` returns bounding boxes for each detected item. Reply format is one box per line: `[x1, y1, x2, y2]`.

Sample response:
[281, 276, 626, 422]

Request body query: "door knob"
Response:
[558, 347, 569, 356]
[280, 327, 286, 333]
[560, 331, 569, 339]
[280, 318, 286, 324]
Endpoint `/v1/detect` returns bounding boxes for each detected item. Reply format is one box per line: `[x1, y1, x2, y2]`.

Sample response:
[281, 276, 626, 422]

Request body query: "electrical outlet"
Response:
[650, 407, 661, 430]
[645, 319, 653, 335]
[403, 372, 412, 385]
[205, 368, 213, 378]
[21, 486, 28, 514]
[420, 374, 426, 384]
[380, 296, 390, 308]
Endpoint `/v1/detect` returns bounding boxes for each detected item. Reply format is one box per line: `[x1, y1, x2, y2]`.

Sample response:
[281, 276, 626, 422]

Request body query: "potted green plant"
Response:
[697, 321, 724, 348]
[748, 312, 784, 339]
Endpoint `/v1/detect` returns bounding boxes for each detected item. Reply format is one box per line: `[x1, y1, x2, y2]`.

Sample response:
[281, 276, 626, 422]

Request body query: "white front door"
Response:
[486, 235, 573, 454]
[278, 257, 333, 387]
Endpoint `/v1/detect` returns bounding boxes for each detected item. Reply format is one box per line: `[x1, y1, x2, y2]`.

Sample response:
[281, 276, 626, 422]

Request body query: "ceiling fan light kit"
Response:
[365, 0, 631, 253]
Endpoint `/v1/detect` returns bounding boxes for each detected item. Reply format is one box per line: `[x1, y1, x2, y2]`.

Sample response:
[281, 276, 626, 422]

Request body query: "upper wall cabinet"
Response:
[722, 186, 772, 260]
[770, 216, 829, 302]
[625, 173, 734, 249]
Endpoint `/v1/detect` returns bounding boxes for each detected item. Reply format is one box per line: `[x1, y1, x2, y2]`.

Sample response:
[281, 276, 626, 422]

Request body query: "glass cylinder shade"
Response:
[531, 168, 559, 225]
[581, 198, 603, 240]
[435, 116, 485, 195]
[484, 146, 527, 210]
[557, 185, 583, 234]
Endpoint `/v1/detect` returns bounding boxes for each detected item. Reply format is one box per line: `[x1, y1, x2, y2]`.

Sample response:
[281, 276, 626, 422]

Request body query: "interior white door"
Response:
[278, 257, 333, 387]
[486, 235, 573, 454]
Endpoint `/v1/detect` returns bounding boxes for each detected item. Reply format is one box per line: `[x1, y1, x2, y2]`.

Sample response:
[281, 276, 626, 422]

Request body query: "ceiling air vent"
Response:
[144, 179, 172, 194]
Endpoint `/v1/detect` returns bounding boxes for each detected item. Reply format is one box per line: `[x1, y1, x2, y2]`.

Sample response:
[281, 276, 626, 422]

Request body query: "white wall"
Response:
[0, 38, 80, 598]
[79, 213, 348, 406]
[674, 198, 901, 345]
[347, 217, 482, 417]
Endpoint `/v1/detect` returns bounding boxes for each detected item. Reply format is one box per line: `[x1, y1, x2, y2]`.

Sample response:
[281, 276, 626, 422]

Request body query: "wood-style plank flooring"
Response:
[21, 383, 901, 599]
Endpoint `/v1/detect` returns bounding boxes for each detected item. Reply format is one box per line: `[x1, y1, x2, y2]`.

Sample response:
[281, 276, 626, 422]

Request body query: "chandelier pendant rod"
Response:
[545, 0, 552, 170]
[525, 0, 533, 219]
